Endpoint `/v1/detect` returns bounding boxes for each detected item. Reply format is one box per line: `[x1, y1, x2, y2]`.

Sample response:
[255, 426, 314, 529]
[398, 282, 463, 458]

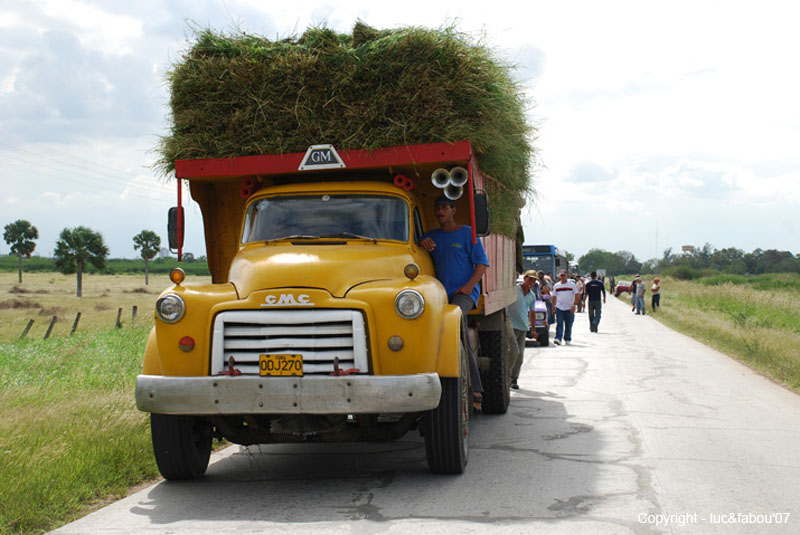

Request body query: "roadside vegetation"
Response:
[579, 243, 799, 277]
[0, 325, 158, 535]
[624, 273, 800, 393]
[0, 273, 216, 534]
[0, 254, 210, 277]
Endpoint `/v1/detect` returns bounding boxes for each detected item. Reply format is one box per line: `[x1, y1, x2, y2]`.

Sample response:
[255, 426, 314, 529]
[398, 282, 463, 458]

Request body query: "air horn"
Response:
[430, 166, 467, 200]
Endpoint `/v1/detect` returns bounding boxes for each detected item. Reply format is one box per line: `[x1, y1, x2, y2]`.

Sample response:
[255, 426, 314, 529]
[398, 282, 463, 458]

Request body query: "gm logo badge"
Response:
[261, 294, 316, 307]
[298, 144, 346, 171]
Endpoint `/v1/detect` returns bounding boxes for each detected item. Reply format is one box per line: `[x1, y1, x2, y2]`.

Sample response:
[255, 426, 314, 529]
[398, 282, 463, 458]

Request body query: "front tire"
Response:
[424, 340, 469, 474]
[151, 413, 212, 480]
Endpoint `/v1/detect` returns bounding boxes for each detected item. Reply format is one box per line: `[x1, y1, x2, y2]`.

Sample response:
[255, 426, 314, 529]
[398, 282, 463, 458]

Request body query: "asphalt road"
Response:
[52, 296, 800, 534]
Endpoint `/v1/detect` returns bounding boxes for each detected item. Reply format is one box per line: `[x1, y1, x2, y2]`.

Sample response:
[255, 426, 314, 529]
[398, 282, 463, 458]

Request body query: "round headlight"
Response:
[395, 290, 425, 319]
[156, 294, 185, 323]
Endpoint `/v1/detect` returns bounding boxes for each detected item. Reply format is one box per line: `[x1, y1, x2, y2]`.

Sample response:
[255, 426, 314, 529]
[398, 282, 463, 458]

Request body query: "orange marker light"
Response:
[170, 268, 186, 285]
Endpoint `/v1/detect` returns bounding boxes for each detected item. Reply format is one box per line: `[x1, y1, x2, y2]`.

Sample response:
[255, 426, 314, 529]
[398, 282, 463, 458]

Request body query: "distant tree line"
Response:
[0, 255, 210, 276]
[3, 219, 208, 296]
[578, 244, 799, 278]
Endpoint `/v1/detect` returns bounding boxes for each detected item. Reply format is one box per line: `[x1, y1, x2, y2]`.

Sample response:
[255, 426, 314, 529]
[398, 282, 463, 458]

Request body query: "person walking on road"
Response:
[630, 276, 639, 312]
[584, 271, 607, 332]
[634, 275, 646, 315]
[539, 271, 555, 328]
[553, 270, 580, 345]
[419, 195, 489, 411]
[651, 277, 661, 313]
[506, 272, 537, 389]
[575, 275, 585, 313]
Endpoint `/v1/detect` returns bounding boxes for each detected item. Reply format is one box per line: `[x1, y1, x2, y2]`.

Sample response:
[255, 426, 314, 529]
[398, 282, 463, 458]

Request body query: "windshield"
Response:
[242, 194, 410, 243]
[522, 255, 553, 273]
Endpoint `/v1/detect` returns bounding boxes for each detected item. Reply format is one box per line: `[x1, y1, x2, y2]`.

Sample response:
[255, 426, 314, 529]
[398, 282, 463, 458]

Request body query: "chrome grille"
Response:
[211, 310, 368, 375]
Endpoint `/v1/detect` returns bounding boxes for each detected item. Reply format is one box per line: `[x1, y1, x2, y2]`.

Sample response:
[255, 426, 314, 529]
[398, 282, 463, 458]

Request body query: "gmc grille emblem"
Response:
[261, 294, 315, 307]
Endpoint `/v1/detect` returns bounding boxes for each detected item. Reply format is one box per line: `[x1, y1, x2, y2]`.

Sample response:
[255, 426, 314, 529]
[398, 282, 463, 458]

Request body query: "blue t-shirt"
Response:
[421, 225, 490, 306]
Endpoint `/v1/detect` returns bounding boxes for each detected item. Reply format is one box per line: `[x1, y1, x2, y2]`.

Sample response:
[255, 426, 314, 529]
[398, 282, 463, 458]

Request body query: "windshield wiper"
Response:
[323, 232, 378, 243]
[264, 234, 320, 244]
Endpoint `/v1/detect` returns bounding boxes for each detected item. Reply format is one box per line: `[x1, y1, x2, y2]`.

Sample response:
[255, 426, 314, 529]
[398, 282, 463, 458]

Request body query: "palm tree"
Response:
[54, 226, 109, 297]
[3, 219, 39, 283]
[133, 230, 161, 285]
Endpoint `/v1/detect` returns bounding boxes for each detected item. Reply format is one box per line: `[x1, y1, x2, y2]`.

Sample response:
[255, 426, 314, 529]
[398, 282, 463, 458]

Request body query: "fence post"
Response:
[44, 316, 57, 340]
[19, 319, 34, 339]
[115, 307, 123, 329]
[70, 312, 81, 336]
[132, 305, 138, 323]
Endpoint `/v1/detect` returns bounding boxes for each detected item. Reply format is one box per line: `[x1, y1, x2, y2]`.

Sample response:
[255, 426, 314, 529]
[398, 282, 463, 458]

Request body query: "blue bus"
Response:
[521, 244, 569, 277]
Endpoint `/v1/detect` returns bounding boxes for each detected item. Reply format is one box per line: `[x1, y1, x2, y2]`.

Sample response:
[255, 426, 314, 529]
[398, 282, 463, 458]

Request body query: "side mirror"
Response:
[168, 207, 184, 251]
[474, 191, 490, 236]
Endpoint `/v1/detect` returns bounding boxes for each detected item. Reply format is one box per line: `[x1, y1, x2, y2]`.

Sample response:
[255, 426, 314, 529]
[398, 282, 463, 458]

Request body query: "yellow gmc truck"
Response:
[135, 140, 519, 478]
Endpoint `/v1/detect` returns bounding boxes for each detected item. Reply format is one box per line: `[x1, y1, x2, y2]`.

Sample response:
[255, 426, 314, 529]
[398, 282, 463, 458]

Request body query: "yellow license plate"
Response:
[259, 354, 303, 376]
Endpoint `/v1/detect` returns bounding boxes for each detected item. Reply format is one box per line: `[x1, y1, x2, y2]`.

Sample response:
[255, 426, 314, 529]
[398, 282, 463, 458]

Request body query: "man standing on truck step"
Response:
[584, 271, 606, 333]
[506, 272, 537, 389]
[419, 195, 489, 411]
[552, 269, 580, 345]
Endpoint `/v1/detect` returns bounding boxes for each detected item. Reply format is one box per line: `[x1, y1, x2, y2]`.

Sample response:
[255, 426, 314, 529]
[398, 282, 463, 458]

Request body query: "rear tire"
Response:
[424, 340, 469, 474]
[479, 315, 511, 414]
[151, 413, 212, 480]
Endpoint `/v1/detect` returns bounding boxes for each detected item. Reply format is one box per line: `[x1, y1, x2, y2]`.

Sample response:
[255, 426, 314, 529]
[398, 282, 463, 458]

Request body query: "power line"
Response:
[0, 131, 177, 203]
[1, 156, 173, 203]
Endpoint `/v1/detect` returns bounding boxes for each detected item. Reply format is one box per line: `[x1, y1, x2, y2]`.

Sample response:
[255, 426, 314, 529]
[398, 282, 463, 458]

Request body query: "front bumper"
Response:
[135, 373, 442, 415]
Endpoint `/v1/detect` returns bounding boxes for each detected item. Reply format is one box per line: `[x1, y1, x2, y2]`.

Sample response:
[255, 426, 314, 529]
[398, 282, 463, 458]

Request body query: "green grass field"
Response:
[0, 326, 158, 535]
[640, 273, 800, 393]
[0, 273, 211, 535]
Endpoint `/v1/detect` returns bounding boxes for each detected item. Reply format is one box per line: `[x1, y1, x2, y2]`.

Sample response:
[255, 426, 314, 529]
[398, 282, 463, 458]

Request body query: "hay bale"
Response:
[157, 23, 536, 235]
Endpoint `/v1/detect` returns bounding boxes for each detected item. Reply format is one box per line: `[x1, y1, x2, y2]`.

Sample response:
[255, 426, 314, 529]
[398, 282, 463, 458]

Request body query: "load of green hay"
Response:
[157, 22, 536, 236]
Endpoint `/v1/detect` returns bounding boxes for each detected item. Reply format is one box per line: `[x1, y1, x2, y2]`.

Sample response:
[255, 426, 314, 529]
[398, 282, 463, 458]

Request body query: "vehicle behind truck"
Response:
[136, 141, 520, 478]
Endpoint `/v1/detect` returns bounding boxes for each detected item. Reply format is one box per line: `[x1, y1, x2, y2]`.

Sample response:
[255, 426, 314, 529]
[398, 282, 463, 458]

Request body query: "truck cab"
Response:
[136, 141, 518, 479]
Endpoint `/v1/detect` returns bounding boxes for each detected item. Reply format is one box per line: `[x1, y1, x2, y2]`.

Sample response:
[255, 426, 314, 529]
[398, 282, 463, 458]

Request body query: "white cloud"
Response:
[40, 0, 143, 55]
[120, 175, 173, 202]
[0, 68, 16, 94]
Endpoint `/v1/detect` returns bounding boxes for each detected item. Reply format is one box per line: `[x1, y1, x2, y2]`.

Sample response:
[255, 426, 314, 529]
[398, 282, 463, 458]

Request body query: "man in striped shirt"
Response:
[552, 270, 581, 345]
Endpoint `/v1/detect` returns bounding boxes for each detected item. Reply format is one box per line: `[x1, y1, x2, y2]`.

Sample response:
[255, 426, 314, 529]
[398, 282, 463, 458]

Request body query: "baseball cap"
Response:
[434, 195, 455, 207]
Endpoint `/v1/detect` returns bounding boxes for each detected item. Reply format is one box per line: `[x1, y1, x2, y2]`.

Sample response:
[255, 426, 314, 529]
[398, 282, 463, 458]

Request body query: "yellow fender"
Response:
[436, 304, 463, 378]
[141, 328, 162, 375]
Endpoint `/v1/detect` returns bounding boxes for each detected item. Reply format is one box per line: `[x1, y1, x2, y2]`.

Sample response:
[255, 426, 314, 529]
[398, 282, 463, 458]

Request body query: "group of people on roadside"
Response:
[546, 270, 607, 344]
[629, 275, 661, 315]
[419, 193, 665, 408]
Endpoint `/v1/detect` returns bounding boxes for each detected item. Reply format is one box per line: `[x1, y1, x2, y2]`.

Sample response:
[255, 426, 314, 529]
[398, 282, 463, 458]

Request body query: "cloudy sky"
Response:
[2, 0, 798, 264]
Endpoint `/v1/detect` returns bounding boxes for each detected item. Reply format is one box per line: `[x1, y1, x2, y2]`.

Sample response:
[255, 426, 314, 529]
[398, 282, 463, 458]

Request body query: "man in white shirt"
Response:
[553, 270, 580, 345]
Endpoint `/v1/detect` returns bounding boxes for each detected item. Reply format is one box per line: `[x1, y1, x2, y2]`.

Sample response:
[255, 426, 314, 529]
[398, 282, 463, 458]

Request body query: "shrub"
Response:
[663, 266, 704, 280]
